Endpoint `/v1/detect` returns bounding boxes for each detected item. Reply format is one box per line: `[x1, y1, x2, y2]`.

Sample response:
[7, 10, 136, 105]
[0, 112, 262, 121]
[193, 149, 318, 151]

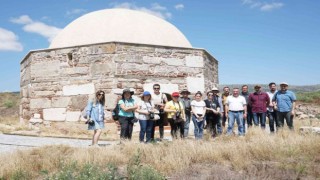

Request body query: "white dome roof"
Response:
[49, 9, 192, 48]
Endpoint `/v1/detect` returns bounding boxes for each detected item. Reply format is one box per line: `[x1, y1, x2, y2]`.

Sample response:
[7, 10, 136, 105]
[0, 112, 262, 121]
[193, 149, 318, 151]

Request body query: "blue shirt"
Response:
[86, 101, 104, 122]
[272, 90, 296, 112]
[118, 98, 135, 117]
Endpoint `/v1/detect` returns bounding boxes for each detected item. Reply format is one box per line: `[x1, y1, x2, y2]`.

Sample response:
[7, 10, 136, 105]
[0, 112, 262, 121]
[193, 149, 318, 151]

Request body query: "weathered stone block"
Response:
[186, 56, 204, 67]
[43, 108, 66, 121]
[52, 97, 71, 108]
[63, 83, 95, 96]
[187, 76, 205, 93]
[99, 43, 116, 54]
[70, 95, 88, 110]
[64, 67, 89, 75]
[33, 91, 56, 97]
[90, 63, 115, 75]
[66, 111, 81, 122]
[29, 118, 43, 123]
[142, 56, 162, 64]
[30, 98, 51, 109]
[31, 61, 60, 77]
[104, 93, 120, 110]
[34, 113, 41, 119]
[162, 58, 184, 66]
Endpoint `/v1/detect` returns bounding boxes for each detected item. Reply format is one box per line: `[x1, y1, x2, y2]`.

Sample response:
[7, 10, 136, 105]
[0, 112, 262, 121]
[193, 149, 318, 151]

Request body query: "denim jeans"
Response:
[192, 115, 205, 140]
[267, 110, 278, 132]
[277, 111, 293, 130]
[253, 112, 266, 129]
[227, 111, 244, 136]
[139, 120, 154, 143]
[119, 116, 134, 140]
[184, 113, 191, 137]
[246, 109, 253, 127]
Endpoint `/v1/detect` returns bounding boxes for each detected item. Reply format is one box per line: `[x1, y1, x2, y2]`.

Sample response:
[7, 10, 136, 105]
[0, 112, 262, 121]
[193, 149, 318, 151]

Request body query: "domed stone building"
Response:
[20, 9, 218, 123]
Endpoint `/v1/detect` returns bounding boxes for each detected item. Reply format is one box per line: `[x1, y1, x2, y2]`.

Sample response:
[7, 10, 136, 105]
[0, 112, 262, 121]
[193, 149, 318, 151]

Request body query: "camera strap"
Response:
[173, 101, 181, 111]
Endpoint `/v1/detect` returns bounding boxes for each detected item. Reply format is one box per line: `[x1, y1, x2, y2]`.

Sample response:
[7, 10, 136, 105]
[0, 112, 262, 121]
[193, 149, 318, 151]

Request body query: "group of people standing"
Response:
[85, 82, 296, 145]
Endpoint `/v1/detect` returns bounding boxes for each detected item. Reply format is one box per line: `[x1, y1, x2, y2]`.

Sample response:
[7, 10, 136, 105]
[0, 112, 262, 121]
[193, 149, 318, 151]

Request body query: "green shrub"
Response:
[297, 91, 320, 104]
[45, 162, 121, 180]
[3, 99, 15, 108]
[128, 149, 165, 180]
[9, 169, 31, 180]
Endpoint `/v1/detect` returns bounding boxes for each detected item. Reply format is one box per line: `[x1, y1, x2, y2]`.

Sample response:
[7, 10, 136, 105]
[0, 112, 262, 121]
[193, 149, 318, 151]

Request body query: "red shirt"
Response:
[248, 92, 270, 113]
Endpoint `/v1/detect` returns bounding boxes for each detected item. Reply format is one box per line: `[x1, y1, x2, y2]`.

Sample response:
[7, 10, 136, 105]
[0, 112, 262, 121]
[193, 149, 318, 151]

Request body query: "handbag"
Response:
[153, 114, 160, 120]
[131, 111, 138, 123]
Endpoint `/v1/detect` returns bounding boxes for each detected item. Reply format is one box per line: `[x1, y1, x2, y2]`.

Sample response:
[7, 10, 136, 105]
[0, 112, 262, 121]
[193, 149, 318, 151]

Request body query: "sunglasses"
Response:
[153, 88, 160, 90]
[98, 93, 104, 96]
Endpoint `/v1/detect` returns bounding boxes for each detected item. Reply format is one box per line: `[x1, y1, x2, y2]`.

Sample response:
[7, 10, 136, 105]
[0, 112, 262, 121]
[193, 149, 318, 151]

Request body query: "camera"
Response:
[86, 119, 95, 126]
[175, 111, 181, 118]
[149, 112, 155, 120]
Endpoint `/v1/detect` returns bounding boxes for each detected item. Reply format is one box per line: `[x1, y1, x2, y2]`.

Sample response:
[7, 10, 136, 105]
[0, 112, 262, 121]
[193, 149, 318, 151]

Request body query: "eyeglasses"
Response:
[153, 88, 160, 90]
[98, 93, 104, 96]
[208, 94, 213, 96]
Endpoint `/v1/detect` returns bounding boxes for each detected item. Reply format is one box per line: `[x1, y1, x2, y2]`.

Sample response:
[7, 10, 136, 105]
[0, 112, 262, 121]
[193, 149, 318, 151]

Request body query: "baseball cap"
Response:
[172, 92, 180, 97]
[143, 91, 151, 96]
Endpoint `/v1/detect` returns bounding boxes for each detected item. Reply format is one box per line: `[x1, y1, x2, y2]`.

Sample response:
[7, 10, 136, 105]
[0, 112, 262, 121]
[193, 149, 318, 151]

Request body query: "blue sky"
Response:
[0, 0, 319, 92]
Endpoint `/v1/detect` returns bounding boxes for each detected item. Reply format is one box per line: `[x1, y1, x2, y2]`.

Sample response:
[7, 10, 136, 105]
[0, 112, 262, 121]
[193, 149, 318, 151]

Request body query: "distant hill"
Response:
[218, 84, 320, 93]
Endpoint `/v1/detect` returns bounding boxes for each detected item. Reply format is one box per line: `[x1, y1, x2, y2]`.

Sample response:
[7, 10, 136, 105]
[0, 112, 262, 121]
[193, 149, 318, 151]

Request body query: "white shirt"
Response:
[138, 101, 154, 120]
[226, 96, 246, 111]
[267, 91, 277, 112]
[152, 92, 168, 105]
[191, 100, 206, 115]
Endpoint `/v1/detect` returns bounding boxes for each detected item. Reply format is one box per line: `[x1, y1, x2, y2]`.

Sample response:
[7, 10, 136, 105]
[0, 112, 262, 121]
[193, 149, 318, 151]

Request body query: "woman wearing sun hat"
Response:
[118, 88, 138, 140]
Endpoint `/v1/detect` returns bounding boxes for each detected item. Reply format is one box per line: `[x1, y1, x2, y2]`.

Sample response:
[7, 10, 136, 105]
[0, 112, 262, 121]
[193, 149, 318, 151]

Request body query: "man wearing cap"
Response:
[272, 82, 296, 130]
[267, 82, 278, 133]
[180, 89, 192, 138]
[248, 85, 270, 129]
[225, 88, 247, 136]
[151, 84, 168, 141]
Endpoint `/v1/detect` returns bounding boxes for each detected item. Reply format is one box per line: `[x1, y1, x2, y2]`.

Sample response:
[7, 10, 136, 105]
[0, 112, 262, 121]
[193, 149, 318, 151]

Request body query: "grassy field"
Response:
[297, 91, 320, 105]
[0, 122, 320, 180]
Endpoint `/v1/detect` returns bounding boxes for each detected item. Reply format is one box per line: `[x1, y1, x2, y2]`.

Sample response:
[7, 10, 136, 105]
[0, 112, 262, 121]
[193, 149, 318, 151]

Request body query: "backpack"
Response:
[112, 103, 120, 121]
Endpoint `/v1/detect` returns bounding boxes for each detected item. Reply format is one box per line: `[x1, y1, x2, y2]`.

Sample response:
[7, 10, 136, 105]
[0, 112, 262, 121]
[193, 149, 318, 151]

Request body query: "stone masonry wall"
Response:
[20, 42, 218, 122]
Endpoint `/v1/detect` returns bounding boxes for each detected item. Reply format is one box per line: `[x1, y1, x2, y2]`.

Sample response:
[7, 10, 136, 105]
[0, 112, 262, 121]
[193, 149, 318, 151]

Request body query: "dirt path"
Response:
[0, 134, 115, 154]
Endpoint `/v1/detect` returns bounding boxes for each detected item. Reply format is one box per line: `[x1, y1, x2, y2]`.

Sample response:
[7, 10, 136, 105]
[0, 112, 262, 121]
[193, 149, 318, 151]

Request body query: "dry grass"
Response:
[0, 120, 320, 179]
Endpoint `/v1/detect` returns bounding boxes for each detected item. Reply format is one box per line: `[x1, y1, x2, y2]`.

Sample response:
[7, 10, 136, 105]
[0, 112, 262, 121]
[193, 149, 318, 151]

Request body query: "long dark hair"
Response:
[95, 90, 105, 105]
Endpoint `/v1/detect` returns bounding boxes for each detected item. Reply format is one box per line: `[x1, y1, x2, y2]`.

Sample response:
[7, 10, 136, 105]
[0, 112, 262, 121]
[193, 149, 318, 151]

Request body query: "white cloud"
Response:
[111, 2, 172, 19]
[242, 0, 284, 11]
[10, 15, 33, 24]
[260, 2, 284, 11]
[66, 9, 87, 16]
[0, 27, 23, 51]
[23, 22, 62, 42]
[174, 4, 184, 10]
[10, 15, 62, 42]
